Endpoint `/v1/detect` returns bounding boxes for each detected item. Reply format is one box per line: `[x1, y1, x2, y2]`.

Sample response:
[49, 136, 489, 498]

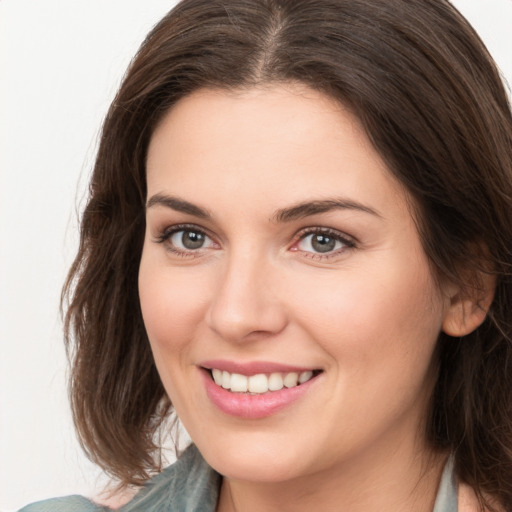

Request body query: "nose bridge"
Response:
[206, 243, 287, 342]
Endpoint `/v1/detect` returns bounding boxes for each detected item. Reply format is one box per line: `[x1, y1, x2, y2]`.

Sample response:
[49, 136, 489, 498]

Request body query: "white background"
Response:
[0, 1, 511, 510]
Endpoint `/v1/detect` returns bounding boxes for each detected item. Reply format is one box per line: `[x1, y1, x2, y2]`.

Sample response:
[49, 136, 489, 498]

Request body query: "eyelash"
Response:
[154, 223, 216, 258]
[292, 227, 356, 260]
[154, 224, 356, 260]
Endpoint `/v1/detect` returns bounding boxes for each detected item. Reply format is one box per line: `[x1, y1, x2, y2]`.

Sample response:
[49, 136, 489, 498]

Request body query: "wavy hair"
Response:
[63, 0, 512, 508]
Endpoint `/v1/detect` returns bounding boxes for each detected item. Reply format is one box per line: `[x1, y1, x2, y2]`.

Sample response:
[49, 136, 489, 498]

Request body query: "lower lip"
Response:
[201, 369, 319, 419]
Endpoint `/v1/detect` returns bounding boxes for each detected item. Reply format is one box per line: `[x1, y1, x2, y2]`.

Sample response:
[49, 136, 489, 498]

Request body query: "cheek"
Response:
[138, 253, 210, 356]
[287, 255, 444, 381]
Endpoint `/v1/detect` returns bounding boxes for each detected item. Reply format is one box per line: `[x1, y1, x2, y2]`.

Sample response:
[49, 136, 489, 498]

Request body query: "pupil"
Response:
[182, 231, 204, 249]
[312, 234, 335, 253]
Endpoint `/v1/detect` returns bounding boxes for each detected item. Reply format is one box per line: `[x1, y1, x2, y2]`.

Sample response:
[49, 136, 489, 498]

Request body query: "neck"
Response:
[217, 440, 448, 512]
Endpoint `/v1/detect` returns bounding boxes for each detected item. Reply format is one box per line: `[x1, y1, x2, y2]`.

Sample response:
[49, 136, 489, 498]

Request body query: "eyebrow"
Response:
[146, 194, 211, 219]
[272, 199, 382, 223]
[146, 194, 381, 222]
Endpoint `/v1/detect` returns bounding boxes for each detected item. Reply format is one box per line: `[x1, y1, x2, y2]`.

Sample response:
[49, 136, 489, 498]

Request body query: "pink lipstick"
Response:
[199, 361, 322, 419]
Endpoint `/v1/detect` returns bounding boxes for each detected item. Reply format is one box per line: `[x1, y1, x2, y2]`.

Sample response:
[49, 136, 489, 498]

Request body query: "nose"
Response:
[205, 248, 288, 343]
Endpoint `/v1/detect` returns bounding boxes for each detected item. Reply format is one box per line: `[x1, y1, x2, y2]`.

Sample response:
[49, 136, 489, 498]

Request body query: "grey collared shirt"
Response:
[19, 445, 458, 512]
[433, 456, 458, 512]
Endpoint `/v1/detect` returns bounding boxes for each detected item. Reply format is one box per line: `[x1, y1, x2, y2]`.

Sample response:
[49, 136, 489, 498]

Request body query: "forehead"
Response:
[146, 84, 410, 222]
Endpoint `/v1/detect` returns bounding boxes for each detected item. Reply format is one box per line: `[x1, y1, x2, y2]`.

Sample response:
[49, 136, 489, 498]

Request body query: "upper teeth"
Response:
[211, 369, 314, 394]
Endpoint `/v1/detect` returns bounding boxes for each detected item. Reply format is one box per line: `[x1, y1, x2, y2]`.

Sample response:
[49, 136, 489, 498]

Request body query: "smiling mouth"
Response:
[207, 368, 322, 394]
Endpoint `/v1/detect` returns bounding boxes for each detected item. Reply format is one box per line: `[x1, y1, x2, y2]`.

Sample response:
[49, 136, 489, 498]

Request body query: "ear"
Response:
[442, 272, 496, 337]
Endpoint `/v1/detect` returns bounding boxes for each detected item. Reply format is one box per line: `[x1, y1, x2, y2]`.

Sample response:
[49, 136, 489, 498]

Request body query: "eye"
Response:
[155, 225, 217, 256]
[170, 229, 210, 250]
[294, 228, 355, 256]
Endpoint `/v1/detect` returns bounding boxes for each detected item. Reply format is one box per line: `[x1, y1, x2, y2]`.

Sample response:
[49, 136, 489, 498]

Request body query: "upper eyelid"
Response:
[158, 223, 213, 239]
[294, 226, 357, 243]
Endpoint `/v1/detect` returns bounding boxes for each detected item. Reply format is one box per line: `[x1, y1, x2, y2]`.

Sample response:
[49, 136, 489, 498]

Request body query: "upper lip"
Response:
[199, 359, 320, 376]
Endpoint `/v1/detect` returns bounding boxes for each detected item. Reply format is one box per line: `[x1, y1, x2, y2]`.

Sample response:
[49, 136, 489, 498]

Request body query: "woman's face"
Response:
[139, 84, 451, 483]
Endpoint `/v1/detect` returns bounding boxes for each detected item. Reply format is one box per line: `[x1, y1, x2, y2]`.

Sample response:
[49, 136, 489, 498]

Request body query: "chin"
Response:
[190, 427, 320, 484]
[207, 451, 305, 483]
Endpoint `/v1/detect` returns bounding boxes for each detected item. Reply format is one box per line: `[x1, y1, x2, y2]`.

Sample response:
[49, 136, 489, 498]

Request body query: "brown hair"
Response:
[63, 0, 512, 508]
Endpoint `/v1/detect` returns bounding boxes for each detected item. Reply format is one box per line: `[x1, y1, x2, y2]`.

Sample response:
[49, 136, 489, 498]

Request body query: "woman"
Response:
[20, 0, 512, 510]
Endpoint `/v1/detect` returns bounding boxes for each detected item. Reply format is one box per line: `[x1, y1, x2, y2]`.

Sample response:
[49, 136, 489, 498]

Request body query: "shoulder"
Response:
[17, 495, 106, 512]
[458, 482, 505, 512]
[19, 445, 220, 512]
[118, 444, 221, 511]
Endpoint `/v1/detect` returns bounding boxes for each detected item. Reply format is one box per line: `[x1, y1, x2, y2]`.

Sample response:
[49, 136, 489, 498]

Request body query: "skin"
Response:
[139, 84, 471, 511]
